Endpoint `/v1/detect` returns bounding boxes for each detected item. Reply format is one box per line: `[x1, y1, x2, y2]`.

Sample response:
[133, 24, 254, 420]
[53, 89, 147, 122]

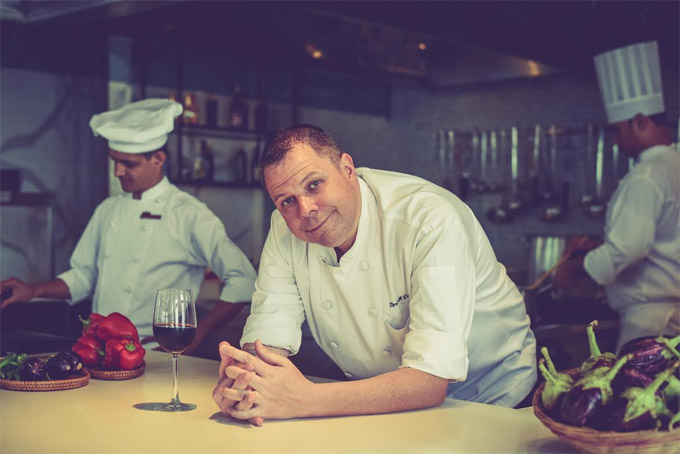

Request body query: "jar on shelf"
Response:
[228, 85, 249, 131]
[183, 92, 199, 125]
[235, 148, 247, 183]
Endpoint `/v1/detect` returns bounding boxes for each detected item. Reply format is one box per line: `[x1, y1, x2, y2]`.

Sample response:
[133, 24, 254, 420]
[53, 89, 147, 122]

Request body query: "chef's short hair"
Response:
[138, 148, 166, 160]
[260, 125, 342, 172]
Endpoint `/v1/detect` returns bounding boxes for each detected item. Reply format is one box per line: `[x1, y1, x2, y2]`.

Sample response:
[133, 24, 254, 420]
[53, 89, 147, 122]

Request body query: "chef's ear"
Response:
[630, 113, 650, 133]
[339, 153, 355, 178]
[152, 150, 167, 166]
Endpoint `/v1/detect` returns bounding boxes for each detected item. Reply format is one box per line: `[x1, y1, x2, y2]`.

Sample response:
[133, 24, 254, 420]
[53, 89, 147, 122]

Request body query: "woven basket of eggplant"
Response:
[532, 320, 680, 453]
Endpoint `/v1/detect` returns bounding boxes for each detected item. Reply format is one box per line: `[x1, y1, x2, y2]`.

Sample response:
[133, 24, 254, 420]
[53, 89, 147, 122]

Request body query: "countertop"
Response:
[1, 351, 574, 454]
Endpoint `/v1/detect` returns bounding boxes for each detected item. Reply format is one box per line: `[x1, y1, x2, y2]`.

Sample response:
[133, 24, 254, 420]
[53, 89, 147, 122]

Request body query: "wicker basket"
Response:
[87, 361, 145, 380]
[0, 370, 90, 392]
[532, 373, 680, 454]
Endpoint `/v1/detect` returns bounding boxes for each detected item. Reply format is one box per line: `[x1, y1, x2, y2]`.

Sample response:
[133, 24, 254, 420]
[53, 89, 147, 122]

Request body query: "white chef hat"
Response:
[89, 98, 183, 153]
[593, 41, 665, 124]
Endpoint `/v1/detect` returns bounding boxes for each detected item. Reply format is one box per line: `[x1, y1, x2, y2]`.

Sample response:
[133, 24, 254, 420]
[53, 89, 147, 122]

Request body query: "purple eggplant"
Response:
[579, 320, 616, 375]
[663, 373, 680, 413]
[559, 354, 631, 427]
[619, 334, 680, 376]
[538, 347, 574, 413]
[605, 363, 677, 432]
[19, 357, 47, 381]
[612, 367, 653, 394]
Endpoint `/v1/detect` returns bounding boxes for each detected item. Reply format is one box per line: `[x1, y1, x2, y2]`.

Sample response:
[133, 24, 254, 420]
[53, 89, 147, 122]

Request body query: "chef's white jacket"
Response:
[58, 177, 257, 338]
[585, 144, 680, 346]
[242, 168, 537, 407]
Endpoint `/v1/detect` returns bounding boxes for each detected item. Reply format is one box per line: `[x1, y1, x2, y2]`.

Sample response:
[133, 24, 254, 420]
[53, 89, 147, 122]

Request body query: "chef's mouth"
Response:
[306, 214, 331, 233]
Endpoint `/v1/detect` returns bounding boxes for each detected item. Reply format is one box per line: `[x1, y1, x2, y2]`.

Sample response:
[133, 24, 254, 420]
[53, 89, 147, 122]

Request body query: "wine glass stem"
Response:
[170, 353, 181, 405]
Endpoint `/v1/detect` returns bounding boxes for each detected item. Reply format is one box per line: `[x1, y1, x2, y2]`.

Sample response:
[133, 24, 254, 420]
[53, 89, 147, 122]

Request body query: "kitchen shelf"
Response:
[174, 179, 263, 189]
[174, 124, 268, 141]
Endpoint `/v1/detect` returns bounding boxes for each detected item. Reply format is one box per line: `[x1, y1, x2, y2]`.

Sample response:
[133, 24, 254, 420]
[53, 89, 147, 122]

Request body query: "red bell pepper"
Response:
[72, 335, 104, 367]
[96, 312, 140, 342]
[102, 338, 145, 370]
[79, 313, 105, 338]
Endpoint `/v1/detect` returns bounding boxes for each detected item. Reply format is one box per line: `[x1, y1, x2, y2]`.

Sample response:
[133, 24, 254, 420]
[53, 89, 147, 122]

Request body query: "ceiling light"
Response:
[418, 42, 427, 51]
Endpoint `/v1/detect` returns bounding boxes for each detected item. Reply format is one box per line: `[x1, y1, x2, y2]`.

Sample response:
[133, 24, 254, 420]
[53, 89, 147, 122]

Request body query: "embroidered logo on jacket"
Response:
[388, 293, 410, 308]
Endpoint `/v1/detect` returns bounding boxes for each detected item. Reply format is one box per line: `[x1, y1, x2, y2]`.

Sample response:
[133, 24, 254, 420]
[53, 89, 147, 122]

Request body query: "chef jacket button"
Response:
[344, 372, 353, 379]
[360, 261, 369, 271]
[124, 286, 132, 293]
[330, 341, 339, 349]
[381, 349, 391, 357]
[322, 300, 334, 310]
[368, 308, 378, 317]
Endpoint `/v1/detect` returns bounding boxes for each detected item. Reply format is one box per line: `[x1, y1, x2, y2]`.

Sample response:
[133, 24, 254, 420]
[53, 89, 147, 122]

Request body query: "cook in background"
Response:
[213, 124, 536, 425]
[0, 99, 257, 353]
[553, 41, 679, 351]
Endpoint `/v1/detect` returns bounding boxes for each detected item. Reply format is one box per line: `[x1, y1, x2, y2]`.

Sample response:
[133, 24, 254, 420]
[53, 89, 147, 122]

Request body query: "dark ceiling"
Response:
[2, 1, 678, 81]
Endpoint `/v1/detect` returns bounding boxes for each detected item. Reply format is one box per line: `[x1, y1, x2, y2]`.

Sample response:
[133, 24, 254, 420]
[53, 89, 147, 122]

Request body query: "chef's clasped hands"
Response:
[212, 340, 314, 426]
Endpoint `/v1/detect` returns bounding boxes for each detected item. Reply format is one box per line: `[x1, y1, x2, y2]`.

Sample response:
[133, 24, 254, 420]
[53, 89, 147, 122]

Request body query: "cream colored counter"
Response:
[1, 351, 573, 453]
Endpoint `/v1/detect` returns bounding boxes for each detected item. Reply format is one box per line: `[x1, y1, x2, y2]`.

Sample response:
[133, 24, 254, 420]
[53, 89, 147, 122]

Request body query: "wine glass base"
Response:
[154, 402, 197, 412]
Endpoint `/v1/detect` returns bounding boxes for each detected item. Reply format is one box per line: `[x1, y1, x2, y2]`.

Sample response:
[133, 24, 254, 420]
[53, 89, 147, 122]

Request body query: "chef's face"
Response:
[109, 149, 165, 196]
[264, 143, 361, 255]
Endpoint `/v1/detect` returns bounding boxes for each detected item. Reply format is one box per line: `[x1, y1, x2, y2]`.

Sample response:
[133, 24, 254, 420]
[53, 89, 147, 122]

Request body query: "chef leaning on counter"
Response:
[554, 41, 680, 351]
[0, 99, 257, 352]
[213, 125, 537, 425]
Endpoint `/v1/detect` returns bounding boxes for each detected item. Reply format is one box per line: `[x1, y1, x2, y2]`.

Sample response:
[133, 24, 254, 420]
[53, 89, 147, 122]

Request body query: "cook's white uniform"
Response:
[242, 168, 536, 407]
[585, 144, 680, 350]
[58, 177, 257, 338]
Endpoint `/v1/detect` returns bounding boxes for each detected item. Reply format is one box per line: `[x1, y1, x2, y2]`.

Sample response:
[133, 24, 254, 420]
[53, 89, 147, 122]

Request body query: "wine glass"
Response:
[152, 288, 197, 412]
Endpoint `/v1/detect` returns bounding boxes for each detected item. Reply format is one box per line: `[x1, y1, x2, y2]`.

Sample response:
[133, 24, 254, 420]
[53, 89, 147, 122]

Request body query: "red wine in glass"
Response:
[152, 288, 198, 412]
[153, 323, 197, 354]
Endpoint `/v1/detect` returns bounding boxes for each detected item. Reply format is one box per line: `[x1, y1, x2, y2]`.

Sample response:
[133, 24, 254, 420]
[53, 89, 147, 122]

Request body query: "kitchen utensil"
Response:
[539, 125, 558, 203]
[540, 181, 570, 222]
[487, 131, 500, 192]
[443, 129, 455, 192]
[583, 127, 606, 218]
[487, 126, 522, 222]
[580, 122, 595, 206]
[479, 130, 488, 192]
[470, 130, 481, 192]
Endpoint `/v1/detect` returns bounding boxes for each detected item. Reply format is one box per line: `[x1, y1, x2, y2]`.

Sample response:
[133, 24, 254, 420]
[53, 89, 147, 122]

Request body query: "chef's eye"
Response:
[281, 197, 295, 208]
[308, 180, 321, 191]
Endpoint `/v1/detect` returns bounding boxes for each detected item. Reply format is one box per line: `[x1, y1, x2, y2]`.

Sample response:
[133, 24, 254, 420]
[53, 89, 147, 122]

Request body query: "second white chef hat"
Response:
[89, 98, 183, 153]
[593, 41, 665, 124]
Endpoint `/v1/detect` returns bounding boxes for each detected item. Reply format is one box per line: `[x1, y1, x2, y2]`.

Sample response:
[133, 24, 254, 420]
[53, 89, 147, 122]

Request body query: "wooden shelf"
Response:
[174, 124, 268, 141]
[174, 180, 263, 189]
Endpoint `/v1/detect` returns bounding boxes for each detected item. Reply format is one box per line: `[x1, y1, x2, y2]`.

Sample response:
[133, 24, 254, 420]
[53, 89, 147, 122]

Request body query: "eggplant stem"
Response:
[586, 320, 602, 357]
[540, 347, 559, 376]
[606, 354, 631, 380]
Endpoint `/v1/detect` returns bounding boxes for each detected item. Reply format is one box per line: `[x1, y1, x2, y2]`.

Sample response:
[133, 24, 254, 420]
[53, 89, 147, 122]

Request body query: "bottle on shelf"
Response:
[250, 143, 261, 184]
[228, 85, 249, 131]
[200, 140, 214, 182]
[254, 95, 267, 133]
[206, 95, 218, 129]
[235, 147, 247, 183]
[192, 141, 208, 181]
[183, 92, 199, 125]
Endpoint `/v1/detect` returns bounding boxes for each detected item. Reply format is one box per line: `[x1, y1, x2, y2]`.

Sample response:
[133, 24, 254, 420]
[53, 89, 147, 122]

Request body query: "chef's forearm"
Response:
[242, 342, 290, 358]
[303, 367, 448, 418]
[33, 278, 71, 300]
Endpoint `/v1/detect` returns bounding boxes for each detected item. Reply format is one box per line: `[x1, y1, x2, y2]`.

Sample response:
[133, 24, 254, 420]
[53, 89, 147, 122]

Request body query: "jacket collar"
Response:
[638, 143, 676, 163]
[121, 176, 171, 201]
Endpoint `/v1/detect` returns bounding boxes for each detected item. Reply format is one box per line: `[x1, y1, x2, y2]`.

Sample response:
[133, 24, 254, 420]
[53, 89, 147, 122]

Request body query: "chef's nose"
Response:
[298, 196, 318, 219]
[113, 162, 126, 177]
